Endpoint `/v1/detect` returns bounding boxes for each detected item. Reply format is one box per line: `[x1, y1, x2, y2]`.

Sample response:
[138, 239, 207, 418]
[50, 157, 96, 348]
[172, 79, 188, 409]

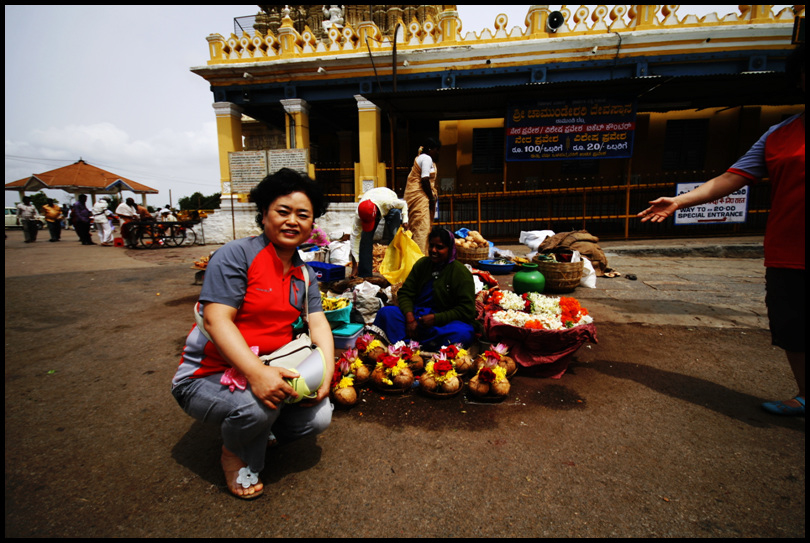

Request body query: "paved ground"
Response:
[4, 229, 804, 537]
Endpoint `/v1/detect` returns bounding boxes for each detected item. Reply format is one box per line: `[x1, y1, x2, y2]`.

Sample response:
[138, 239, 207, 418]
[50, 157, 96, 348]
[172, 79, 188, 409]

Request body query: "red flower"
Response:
[441, 344, 460, 359]
[355, 337, 369, 352]
[484, 349, 501, 360]
[433, 359, 453, 376]
[478, 367, 496, 383]
[381, 355, 400, 369]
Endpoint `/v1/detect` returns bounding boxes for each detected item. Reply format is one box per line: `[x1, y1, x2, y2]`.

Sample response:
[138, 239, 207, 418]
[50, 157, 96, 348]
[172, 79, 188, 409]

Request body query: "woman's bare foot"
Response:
[221, 446, 264, 499]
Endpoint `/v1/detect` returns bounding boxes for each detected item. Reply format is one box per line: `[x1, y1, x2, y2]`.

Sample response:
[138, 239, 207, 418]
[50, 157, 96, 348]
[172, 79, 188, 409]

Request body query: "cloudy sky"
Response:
[4, 5, 790, 208]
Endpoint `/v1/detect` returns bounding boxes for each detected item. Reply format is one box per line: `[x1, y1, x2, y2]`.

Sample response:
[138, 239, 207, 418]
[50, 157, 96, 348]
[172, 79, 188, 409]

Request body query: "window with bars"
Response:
[472, 128, 504, 173]
[662, 119, 709, 170]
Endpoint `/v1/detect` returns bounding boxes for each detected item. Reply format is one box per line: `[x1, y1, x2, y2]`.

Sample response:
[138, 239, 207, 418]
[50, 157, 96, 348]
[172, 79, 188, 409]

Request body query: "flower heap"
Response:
[355, 333, 387, 364]
[388, 340, 424, 373]
[491, 292, 593, 330]
[371, 350, 414, 390]
[438, 343, 474, 374]
[468, 350, 510, 398]
[420, 352, 462, 394]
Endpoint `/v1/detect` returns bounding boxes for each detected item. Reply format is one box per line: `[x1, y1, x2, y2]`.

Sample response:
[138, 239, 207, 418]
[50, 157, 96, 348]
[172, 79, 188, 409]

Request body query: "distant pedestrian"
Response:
[16, 196, 39, 243]
[638, 44, 805, 416]
[70, 194, 95, 245]
[116, 197, 140, 248]
[404, 137, 440, 255]
[92, 197, 114, 246]
[42, 198, 63, 242]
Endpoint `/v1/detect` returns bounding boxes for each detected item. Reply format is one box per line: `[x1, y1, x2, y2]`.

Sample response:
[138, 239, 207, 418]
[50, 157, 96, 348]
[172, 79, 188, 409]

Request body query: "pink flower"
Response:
[221, 367, 247, 392]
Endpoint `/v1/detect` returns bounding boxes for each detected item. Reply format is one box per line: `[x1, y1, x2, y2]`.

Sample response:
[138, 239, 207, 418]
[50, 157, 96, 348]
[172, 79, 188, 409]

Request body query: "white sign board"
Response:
[228, 151, 269, 194]
[674, 183, 749, 225]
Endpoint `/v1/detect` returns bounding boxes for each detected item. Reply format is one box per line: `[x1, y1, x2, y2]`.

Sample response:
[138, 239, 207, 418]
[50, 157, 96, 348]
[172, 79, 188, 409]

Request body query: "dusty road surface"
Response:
[5, 230, 804, 537]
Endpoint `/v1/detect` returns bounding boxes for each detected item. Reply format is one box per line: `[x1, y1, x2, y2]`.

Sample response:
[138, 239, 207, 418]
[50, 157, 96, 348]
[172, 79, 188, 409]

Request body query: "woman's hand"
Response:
[637, 197, 679, 223]
[405, 312, 418, 338]
[204, 302, 297, 410]
[418, 314, 436, 328]
[246, 366, 299, 409]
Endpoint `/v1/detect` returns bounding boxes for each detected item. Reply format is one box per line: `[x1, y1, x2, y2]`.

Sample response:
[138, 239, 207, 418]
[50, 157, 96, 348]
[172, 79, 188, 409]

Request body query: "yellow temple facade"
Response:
[191, 5, 804, 240]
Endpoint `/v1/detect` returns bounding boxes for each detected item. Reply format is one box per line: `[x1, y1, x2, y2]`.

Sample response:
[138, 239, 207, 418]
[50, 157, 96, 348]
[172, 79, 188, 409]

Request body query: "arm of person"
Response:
[203, 302, 298, 409]
[637, 171, 749, 223]
[298, 311, 335, 406]
[421, 176, 435, 201]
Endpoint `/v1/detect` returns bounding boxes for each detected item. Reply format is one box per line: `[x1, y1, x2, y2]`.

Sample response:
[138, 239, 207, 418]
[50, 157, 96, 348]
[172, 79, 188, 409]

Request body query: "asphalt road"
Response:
[4, 230, 804, 537]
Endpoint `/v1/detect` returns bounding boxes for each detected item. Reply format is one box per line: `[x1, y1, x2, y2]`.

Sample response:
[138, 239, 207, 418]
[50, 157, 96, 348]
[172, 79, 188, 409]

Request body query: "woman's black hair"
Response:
[249, 168, 328, 228]
[428, 225, 453, 247]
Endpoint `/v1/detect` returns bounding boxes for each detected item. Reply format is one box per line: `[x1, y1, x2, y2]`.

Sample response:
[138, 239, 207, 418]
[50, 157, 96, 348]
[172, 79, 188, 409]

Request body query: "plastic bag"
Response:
[519, 230, 555, 252]
[580, 257, 597, 288]
[379, 227, 424, 284]
[328, 240, 351, 266]
[352, 281, 384, 324]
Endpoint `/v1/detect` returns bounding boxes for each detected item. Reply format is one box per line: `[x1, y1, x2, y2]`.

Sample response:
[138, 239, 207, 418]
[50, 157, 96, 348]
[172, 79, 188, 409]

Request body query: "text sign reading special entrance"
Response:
[506, 99, 636, 161]
[674, 183, 749, 225]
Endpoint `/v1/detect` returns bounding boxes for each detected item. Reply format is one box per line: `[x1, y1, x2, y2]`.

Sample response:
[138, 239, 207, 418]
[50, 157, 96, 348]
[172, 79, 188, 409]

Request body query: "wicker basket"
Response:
[456, 245, 489, 265]
[532, 258, 584, 293]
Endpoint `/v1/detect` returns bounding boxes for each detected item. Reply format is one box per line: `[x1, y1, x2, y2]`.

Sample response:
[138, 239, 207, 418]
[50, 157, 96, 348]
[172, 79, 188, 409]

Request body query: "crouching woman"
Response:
[170, 168, 334, 499]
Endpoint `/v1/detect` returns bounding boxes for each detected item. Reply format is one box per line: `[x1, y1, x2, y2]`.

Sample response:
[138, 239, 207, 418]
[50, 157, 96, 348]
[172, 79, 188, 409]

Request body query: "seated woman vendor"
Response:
[373, 226, 477, 350]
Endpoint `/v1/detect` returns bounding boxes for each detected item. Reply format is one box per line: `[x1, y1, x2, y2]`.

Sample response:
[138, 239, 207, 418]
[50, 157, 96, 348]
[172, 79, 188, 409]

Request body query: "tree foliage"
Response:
[178, 192, 221, 211]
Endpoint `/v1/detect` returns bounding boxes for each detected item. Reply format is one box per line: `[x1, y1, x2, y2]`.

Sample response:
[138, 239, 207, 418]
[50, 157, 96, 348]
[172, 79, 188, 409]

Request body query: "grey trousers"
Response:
[172, 374, 332, 472]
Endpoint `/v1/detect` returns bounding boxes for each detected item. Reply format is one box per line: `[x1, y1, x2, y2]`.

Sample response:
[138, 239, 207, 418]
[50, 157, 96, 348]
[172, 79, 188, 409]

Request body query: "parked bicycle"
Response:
[129, 220, 198, 249]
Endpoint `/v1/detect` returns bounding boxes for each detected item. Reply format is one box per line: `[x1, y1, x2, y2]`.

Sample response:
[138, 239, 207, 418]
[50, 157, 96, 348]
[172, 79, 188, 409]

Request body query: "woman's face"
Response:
[428, 235, 450, 265]
[261, 191, 314, 251]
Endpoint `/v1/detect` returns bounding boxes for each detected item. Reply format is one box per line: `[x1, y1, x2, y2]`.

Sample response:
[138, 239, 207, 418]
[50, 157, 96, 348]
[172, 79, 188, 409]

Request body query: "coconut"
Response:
[332, 386, 357, 406]
[354, 364, 371, 382]
[490, 379, 511, 396]
[440, 375, 461, 394]
[364, 346, 386, 364]
[498, 355, 516, 375]
[392, 366, 414, 389]
[408, 354, 424, 374]
[371, 366, 387, 386]
[454, 355, 473, 374]
[420, 374, 438, 393]
[473, 355, 487, 372]
[467, 374, 490, 397]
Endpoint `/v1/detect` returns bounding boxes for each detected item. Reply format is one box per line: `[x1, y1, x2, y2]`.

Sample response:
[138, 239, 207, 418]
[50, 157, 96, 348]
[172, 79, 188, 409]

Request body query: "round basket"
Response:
[457, 245, 489, 265]
[531, 258, 583, 293]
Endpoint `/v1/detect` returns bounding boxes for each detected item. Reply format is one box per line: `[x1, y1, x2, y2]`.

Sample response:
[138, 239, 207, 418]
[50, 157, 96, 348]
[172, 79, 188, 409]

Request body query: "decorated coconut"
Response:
[388, 340, 424, 374]
[439, 343, 474, 374]
[474, 342, 516, 378]
[467, 353, 510, 399]
[419, 353, 462, 397]
[355, 333, 387, 365]
[330, 372, 358, 407]
[339, 348, 370, 385]
[372, 353, 414, 392]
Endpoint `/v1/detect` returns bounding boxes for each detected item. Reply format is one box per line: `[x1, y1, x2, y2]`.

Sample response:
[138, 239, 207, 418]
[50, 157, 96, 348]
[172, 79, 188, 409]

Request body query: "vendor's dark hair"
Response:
[249, 168, 328, 228]
[428, 225, 453, 247]
[419, 137, 441, 154]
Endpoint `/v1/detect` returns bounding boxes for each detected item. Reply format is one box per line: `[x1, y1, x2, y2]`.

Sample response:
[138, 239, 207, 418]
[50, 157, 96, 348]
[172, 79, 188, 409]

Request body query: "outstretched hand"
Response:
[637, 197, 679, 223]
